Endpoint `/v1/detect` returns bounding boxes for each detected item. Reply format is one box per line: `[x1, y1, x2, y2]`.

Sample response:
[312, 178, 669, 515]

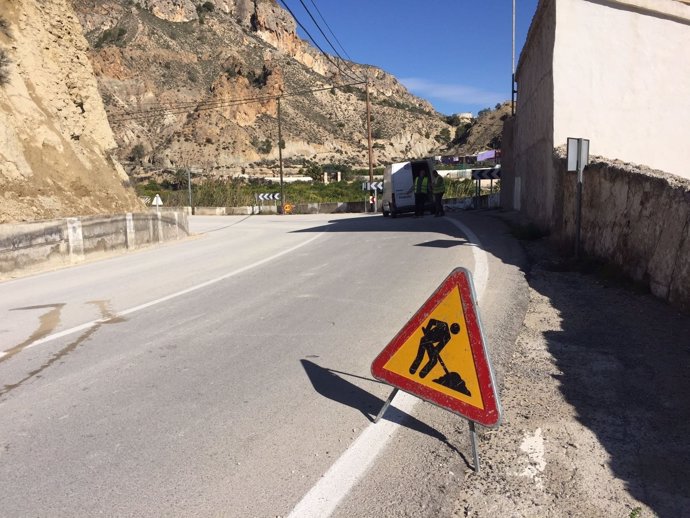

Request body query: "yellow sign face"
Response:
[380, 285, 485, 410]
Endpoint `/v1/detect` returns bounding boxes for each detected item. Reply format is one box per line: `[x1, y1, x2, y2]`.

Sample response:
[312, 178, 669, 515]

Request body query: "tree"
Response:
[300, 161, 323, 181]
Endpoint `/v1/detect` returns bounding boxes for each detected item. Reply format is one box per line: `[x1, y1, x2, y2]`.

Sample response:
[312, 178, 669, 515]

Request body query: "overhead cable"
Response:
[276, 0, 362, 83]
[296, 0, 366, 82]
[110, 81, 366, 122]
[307, 0, 355, 63]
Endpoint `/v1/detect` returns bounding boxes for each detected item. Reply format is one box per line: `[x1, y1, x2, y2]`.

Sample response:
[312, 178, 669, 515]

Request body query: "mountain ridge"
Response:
[71, 0, 456, 179]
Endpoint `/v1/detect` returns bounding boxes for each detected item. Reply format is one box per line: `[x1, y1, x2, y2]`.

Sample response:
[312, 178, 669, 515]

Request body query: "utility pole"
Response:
[277, 97, 285, 213]
[510, 0, 515, 115]
[365, 80, 374, 184]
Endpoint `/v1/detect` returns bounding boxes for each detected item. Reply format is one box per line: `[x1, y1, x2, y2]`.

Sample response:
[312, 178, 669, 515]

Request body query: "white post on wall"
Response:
[125, 212, 135, 249]
[66, 218, 85, 262]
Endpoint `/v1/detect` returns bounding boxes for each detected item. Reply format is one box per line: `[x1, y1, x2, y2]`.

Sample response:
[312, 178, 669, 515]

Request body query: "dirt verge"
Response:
[450, 230, 690, 517]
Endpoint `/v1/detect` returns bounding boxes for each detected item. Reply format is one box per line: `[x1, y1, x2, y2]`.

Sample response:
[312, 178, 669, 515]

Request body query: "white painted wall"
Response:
[553, 0, 690, 179]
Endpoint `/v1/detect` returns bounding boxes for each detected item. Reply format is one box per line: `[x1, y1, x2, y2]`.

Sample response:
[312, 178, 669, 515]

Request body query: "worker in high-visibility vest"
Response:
[414, 169, 430, 217]
[432, 170, 445, 217]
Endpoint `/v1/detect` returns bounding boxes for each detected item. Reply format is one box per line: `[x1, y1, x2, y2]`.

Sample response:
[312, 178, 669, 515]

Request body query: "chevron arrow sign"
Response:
[361, 182, 383, 191]
[258, 193, 281, 201]
[471, 168, 501, 180]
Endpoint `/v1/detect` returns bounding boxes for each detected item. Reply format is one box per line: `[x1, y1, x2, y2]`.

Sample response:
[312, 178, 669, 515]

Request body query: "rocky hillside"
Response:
[0, 0, 506, 224]
[70, 0, 456, 179]
[442, 102, 512, 157]
[0, 0, 143, 223]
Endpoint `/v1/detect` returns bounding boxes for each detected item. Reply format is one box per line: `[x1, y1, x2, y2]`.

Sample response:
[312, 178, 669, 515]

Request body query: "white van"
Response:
[381, 159, 435, 218]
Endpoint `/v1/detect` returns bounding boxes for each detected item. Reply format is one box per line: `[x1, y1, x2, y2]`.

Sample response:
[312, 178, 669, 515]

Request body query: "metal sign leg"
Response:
[374, 388, 398, 423]
[469, 420, 480, 472]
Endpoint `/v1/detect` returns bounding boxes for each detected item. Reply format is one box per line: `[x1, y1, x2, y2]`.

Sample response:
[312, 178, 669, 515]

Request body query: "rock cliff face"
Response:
[70, 0, 453, 179]
[0, 0, 143, 223]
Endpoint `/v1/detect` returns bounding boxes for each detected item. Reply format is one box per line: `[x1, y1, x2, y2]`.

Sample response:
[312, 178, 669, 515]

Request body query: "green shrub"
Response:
[95, 26, 127, 48]
[253, 138, 272, 154]
[299, 161, 323, 181]
[247, 65, 271, 88]
[129, 143, 146, 161]
[0, 49, 10, 86]
[435, 127, 451, 143]
[196, 2, 215, 23]
[0, 15, 11, 38]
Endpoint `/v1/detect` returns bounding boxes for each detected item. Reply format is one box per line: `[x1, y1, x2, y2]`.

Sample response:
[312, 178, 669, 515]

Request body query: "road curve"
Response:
[0, 212, 528, 517]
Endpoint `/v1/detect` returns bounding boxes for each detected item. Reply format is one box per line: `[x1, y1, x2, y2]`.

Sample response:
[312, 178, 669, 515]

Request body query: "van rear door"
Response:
[390, 162, 414, 210]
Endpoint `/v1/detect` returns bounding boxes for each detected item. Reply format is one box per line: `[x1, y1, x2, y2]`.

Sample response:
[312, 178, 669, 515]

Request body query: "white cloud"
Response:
[399, 77, 505, 111]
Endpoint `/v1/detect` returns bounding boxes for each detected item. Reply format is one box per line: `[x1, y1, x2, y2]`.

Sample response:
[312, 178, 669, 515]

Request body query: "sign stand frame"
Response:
[468, 420, 480, 472]
[373, 388, 398, 423]
[373, 388, 482, 473]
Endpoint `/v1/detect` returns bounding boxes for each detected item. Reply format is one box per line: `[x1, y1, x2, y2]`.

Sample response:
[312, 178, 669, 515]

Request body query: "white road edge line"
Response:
[18, 232, 326, 353]
[287, 217, 488, 518]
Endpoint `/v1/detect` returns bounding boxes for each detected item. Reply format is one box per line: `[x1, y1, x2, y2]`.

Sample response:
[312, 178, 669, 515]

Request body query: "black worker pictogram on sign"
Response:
[371, 267, 501, 427]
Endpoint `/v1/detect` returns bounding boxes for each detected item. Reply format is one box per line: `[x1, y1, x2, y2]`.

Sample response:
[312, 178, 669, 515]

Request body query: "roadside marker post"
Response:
[471, 167, 501, 209]
[152, 193, 163, 214]
[371, 267, 501, 472]
[567, 138, 590, 260]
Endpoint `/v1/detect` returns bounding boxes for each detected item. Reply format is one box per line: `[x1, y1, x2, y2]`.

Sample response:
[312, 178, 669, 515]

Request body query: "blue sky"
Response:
[286, 0, 540, 116]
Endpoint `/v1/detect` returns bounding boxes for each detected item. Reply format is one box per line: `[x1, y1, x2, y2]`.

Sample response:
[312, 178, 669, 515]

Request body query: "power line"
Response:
[109, 81, 366, 122]
[296, 0, 365, 82]
[276, 0, 362, 83]
[307, 0, 355, 63]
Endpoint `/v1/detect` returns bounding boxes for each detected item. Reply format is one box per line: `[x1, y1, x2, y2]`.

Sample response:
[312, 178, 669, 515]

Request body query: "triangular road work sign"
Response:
[371, 268, 501, 427]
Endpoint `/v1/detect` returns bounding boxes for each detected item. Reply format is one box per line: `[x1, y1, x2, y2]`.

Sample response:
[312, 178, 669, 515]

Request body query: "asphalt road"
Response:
[0, 212, 528, 517]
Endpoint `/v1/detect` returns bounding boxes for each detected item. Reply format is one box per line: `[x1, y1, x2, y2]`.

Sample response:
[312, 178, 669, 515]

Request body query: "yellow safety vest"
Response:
[415, 175, 429, 193]
[433, 175, 445, 194]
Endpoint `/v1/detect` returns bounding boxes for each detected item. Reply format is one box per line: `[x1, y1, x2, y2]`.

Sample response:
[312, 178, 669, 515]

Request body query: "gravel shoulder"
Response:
[450, 214, 690, 518]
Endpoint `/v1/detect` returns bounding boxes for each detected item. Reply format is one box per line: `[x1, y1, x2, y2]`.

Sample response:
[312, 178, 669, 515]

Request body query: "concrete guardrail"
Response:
[0, 210, 189, 278]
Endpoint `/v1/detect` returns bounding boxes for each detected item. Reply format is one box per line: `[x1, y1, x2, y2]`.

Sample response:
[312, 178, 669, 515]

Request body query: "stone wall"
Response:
[554, 153, 690, 311]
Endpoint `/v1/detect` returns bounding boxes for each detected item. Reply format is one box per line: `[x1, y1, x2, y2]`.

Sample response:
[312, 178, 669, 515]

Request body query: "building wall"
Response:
[553, 0, 690, 179]
[512, 0, 557, 226]
[508, 0, 690, 311]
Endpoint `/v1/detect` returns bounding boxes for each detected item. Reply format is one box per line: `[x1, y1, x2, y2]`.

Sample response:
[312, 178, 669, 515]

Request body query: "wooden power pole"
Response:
[365, 81, 374, 183]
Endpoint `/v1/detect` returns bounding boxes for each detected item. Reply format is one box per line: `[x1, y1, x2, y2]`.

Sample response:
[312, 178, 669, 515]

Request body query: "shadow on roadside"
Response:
[300, 359, 472, 468]
[531, 253, 690, 515]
